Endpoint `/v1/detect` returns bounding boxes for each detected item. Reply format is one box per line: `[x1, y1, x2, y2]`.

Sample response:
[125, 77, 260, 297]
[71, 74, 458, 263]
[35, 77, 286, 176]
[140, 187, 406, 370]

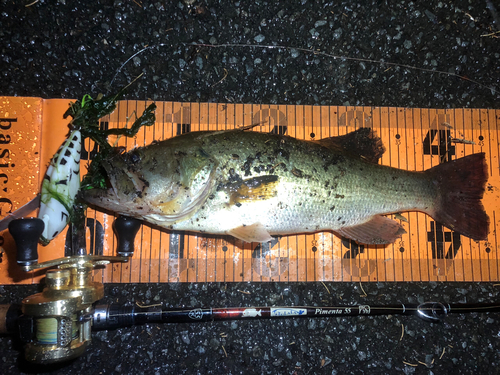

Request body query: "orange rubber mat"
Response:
[0, 97, 498, 284]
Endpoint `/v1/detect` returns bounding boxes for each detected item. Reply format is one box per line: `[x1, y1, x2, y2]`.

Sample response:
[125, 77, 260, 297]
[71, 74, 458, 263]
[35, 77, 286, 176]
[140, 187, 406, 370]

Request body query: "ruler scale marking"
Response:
[405, 108, 413, 282]
[475, 109, 483, 282]
[457, 108, 466, 282]
[476, 109, 483, 282]
[494, 211, 499, 283]
[412, 108, 420, 282]
[452, 108, 460, 282]
[485, 108, 492, 282]
[466, 108, 475, 282]
[496, 109, 500, 282]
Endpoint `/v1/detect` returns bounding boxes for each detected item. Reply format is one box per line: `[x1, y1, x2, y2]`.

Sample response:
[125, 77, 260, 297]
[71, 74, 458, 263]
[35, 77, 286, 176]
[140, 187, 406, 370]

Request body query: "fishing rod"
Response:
[2, 216, 500, 365]
[82, 300, 500, 327]
[2, 300, 500, 331]
[2, 292, 500, 364]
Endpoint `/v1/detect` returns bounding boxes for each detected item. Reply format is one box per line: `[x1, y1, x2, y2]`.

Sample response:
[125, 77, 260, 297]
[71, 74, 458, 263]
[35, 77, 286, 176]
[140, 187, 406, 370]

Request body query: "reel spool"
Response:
[7, 216, 140, 364]
[19, 267, 101, 363]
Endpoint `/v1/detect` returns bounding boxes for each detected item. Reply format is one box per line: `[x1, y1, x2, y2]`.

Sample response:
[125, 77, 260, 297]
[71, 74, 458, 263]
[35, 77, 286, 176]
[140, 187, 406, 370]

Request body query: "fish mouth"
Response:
[80, 155, 153, 217]
[80, 187, 124, 213]
[80, 184, 153, 218]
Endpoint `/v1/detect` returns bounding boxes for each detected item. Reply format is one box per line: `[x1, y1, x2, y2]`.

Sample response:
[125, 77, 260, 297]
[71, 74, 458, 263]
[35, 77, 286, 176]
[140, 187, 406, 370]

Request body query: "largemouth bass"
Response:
[81, 128, 489, 244]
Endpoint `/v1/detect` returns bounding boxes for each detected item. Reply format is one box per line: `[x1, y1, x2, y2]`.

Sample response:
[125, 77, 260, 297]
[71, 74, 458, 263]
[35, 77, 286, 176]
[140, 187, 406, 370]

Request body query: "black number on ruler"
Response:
[252, 237, 280, 258]
[422, 129, 455, 162]
[169, 123, 191, 259]
[169, 232, 185, 259]
[176, 123, 191, 134]
[252, 237, 284, 277]
[423, 129, 461, 257]
[341, 238, 365, 259]
[270, 125, 288, 135]
[64, 218, 104, 256]
[81, 121, 109, 160]
[0, 235, 3, 263]
[253, 108, 287, 132]
[427, 221, 461, 260]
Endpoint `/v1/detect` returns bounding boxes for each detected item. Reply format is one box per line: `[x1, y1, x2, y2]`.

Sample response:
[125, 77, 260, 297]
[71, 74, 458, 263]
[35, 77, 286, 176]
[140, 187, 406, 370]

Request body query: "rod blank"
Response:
[90, 301, 500, 329]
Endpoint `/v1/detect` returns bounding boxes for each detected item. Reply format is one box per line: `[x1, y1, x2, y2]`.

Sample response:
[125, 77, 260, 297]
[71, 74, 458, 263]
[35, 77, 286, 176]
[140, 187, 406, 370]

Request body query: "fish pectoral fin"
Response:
[228, 223, 274, 243]
[336, 215, 406, 245]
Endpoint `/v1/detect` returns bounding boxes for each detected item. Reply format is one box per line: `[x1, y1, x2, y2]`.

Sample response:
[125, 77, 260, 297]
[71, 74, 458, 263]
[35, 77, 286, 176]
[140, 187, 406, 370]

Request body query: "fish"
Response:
[81, 128, 489, 244]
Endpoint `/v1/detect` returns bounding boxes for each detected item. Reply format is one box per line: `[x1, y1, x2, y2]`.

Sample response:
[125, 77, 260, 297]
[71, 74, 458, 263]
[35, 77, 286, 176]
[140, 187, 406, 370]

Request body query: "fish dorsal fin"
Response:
[316, 128, 385, 163]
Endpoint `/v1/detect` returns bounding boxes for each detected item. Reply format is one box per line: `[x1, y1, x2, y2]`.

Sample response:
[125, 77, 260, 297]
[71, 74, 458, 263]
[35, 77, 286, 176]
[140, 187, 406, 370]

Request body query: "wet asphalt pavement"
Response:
[1, 1, 500, 374]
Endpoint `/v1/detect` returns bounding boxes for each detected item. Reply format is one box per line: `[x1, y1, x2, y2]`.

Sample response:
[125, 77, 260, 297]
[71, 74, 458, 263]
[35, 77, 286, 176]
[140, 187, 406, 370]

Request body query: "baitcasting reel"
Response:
[1, 216, 141, 364]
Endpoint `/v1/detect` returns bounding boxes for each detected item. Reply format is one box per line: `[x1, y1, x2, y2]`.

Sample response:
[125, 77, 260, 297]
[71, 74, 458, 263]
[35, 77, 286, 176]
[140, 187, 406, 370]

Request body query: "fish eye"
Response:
[129, 152, 141, 164]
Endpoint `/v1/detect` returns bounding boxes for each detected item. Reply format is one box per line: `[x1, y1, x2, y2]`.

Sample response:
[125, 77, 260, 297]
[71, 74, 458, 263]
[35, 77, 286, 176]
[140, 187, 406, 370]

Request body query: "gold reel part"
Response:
[19, 255, 127, 364]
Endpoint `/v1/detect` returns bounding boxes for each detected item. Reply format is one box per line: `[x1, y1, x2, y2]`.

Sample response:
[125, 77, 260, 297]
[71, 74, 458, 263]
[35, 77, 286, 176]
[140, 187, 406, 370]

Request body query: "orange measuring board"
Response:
[0, 97, 498, 284]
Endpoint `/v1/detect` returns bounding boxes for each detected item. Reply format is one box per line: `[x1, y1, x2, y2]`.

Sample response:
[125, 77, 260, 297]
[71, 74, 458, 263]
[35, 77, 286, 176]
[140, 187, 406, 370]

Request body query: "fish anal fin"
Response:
[316, 128, 385, 163]
[336, 215, 406, 245]
[228, 223, 273, 243]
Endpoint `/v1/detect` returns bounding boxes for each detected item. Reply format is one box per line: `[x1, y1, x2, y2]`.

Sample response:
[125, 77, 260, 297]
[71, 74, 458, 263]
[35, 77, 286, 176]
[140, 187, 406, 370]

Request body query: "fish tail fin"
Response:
[427, 153, 489, 240]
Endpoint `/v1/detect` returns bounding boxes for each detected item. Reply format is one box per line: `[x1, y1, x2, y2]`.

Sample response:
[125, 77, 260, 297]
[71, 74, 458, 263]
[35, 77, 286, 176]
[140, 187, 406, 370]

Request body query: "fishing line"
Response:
[110, 43, 169, 87]
[109, 42, 497, 94]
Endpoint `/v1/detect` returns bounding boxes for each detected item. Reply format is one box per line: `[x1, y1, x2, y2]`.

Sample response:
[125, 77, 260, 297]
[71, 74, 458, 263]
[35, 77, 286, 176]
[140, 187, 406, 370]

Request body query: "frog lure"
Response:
[38, 92, 156, 244]
[38, 129, 82, 244]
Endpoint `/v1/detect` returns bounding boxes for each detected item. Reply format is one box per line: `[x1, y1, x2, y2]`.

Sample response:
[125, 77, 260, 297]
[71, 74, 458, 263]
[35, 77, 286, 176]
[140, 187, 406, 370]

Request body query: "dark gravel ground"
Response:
[1, 0, 500, 374]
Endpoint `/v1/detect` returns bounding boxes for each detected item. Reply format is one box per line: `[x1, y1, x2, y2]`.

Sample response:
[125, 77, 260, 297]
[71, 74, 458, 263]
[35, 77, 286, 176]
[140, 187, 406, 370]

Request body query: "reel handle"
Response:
[113, 216, 142, 257]
[8, 218, 44, 266]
